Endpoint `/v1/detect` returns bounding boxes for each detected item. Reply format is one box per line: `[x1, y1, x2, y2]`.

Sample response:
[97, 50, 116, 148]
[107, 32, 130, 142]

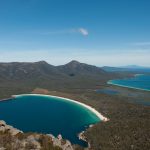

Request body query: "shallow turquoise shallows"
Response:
[0, 95, 100, 146]
[108, 74, 150, 91]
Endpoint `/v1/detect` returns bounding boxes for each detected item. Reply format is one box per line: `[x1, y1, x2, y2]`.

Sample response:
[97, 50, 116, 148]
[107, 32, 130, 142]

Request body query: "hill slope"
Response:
[57, 60, 106, 77]
[0, 60, 114, 82]
[0, 60, 121, 98]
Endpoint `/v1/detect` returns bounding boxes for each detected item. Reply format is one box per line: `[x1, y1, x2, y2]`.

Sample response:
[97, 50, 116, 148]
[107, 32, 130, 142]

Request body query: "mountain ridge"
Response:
[0, 60, 121, 93]
[0, 60, 107, 79]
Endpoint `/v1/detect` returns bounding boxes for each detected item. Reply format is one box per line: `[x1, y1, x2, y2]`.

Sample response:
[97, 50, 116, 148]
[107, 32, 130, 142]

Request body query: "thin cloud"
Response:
[42, 28, 89, 36]
[131, 42, 150, 46]
[78, 28, 89, 36]
[130, 42, 150, 50]
[42, 29, 74, 35]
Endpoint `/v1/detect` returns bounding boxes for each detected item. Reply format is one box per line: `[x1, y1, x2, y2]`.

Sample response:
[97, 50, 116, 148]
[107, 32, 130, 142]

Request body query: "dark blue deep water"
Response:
[0, 95, 100, 146]
[108, 74, 150, 91]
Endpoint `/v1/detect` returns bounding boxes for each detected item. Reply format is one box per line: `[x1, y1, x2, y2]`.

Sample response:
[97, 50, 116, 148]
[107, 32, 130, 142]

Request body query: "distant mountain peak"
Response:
[57, 60, 106, 76]
[0, 61, 111, 82]
[35, 61, 49, 65]
[67, 60, 80, 65]
[65, 60, 82, 68]
[121, 65, 150, 69]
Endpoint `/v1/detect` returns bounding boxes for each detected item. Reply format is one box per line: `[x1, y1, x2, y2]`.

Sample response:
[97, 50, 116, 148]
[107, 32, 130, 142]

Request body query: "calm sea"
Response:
[108, 74, 150, 91]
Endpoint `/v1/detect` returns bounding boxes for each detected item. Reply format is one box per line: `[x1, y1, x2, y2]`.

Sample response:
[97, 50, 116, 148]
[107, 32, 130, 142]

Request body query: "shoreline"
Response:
[107, 74, 150, 92]
[13, 94, 109, 122]
[107, 81, 150, 92]
[0, 93, 109, 147]
[134, 74, 144, 77]
[0, 97, 14, 102]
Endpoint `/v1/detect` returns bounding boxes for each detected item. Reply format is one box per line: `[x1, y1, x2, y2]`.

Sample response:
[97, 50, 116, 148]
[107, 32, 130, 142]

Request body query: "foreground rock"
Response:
[0, 120, 75, 150]
[0, 120, 22, 136]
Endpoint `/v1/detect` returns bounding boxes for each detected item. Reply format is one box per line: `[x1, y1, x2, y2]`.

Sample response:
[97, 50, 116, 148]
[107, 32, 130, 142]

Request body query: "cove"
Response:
[107, 74, 150, 92]
[0, 94, 101, 146]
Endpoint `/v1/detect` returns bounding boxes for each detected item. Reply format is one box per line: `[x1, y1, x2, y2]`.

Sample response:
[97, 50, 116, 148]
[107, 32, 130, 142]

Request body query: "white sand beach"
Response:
[107, 80, 150, 92]
[13, 94, 109, 122]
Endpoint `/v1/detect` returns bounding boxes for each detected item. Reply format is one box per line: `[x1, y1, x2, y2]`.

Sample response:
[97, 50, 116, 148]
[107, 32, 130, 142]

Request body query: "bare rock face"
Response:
[0, 120, 22, 136]
[0, 147, 6, 150]
[0, 120, 75, 150]
[47, 134, 74, 150]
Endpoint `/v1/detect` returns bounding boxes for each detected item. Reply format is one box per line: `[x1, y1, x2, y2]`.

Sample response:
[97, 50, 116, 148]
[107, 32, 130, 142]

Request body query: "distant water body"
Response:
[0, 95, 100, 146]
[108, 74, 150, 91]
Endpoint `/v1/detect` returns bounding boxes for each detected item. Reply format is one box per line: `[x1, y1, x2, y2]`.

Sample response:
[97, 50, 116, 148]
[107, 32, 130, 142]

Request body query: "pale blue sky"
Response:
[0, 0, 150, 66]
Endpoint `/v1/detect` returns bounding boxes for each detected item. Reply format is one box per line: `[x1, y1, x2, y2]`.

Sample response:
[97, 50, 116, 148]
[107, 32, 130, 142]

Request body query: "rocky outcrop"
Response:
[47, 134, 74, 150]
[0, 120, 22, 136]
[0, 120, 74, 150]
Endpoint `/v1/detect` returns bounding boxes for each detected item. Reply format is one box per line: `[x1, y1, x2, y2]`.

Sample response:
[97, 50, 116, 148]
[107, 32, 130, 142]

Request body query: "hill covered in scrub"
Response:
[0, 60, 110, 80]
[0, 61, 149, 150]
[0, 60, 123, 99]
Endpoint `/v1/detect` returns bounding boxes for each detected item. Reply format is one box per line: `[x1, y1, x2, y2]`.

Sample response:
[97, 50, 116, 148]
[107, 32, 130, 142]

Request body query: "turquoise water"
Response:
[0, 95, 100, 146]
[108, 74, 150, 91]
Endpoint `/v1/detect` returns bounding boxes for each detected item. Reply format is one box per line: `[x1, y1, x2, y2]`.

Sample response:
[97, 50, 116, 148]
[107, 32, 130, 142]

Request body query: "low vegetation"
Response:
[0, 61, 149, 149]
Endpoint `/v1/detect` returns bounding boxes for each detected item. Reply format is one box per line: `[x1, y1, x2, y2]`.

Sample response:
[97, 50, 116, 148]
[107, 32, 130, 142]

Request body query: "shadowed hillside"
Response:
[57, 60, 106, 77]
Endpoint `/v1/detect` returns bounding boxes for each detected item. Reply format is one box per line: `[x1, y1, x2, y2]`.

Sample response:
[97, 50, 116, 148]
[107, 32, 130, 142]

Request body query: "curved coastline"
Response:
[107, 80, 150, 92]
[12, 94, 109, 122]
[134, 74, 144, 77]
[0, 98, 14, 102]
